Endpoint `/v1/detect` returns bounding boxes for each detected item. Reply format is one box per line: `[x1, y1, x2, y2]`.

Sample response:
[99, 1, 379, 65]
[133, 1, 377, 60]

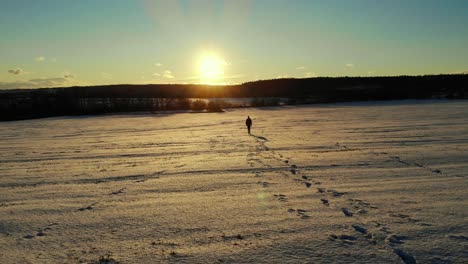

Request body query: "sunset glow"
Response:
[0, 0, 467, 89]
[198, 54, 227, 84]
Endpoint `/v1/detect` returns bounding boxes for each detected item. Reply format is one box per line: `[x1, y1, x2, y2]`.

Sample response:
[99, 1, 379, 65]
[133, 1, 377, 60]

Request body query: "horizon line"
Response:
[2, 73, 468, 91]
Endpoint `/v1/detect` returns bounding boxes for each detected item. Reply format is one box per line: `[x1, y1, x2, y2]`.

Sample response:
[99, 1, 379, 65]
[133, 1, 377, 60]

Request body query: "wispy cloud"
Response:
[367, 70, 376, 75]
[35, 56, 45, 62]
[276, 74, 289, 78]
[304, 72, 317, 78]
[296, 66, 305, 70]
[154, 62, 163, 67]
[346, 63, 354, 68]
[162, 70, 174, 79]
[63, 73, 75, 79]
[8, 68, 23, 75]
[152, 73, 160, 77]
[100, 72, 113, 79]
[0, 75, 85, 89]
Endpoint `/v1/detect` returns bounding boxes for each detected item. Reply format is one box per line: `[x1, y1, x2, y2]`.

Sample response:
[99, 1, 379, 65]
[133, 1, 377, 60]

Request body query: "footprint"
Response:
[296, 209, 310, 219]
[337, 234, 357, 241]
[328, 190, 347, 197]
[317, 187, 326, 193]
[349, 199, 372, 213]
[351, 224, 367, 234]
[329, 234, 357, 244]
[290, 169, 297, 175]
[386, 234, 408, 244]
[258, 181, 270, 187]
[393, 248, 416, 264]
[341, 208, 354, 217]
[22, 223, 58, 239]
[274, 194, 288, 202]
[78, 202, 98, 211]
[304, 182, 312, 188]
[109, 188, 126, 195]
[287, 208, 310, 218]
[320, 198, 329, 206]
[302, 175, 308, 180]
[356, 209, 368, 214]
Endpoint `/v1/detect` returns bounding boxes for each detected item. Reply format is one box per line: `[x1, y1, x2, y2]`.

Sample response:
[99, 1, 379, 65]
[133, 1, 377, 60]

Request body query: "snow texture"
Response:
[0, 100, 467, 263]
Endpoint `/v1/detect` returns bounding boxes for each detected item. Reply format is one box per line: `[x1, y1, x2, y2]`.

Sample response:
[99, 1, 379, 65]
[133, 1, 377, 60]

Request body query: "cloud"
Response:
[367, 71, 376, 75]
[345, 63, 354, 68]
[162, 70, 174, 78]
[50, 58, 57, 62]
[8, 68, 23, 75]
[63, 74, 75, 79]
[296, 66, 305, 70]
[36, 56, 45, 62]
[304, 72, 317, 78]
[151, 70, 175, 79]
[276, 74, 289, 78]
[0, 77, 77, 89]
[100, 72, 113, 79]
[154, 63, 163, 67]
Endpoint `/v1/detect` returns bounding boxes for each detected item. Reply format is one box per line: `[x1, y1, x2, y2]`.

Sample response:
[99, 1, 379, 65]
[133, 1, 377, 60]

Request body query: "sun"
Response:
[198, 54, 226, 84]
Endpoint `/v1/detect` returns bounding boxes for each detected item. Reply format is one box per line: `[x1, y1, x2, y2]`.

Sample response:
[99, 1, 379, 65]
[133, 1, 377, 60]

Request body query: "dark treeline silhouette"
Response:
[1, 74, 467, 121]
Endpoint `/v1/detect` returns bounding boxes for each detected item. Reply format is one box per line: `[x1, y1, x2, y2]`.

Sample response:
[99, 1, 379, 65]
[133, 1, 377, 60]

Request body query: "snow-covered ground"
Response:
[0, 100, 467, 263]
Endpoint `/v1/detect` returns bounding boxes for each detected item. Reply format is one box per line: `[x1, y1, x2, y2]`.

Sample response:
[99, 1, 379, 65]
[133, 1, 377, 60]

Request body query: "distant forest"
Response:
[1, 74, 467, 121]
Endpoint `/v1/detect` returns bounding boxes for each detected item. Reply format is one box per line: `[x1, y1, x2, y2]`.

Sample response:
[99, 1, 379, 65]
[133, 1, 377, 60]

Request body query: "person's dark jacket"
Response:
[246, 118, 252, 127]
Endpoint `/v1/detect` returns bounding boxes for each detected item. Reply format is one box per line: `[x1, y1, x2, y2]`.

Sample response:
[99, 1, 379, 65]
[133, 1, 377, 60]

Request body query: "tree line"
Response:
[1, 74, 467, 121]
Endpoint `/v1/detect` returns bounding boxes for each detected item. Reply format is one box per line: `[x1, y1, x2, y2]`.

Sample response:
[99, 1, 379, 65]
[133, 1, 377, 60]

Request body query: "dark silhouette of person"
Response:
[245, 116, 252, 135]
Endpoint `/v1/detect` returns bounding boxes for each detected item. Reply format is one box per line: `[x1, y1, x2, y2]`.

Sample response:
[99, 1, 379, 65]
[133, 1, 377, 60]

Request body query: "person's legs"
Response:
[248, 126, 251, 134]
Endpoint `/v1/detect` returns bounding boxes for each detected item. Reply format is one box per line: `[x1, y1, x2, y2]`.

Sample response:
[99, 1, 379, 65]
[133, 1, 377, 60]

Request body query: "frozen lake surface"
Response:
[1, 100, 467, 263]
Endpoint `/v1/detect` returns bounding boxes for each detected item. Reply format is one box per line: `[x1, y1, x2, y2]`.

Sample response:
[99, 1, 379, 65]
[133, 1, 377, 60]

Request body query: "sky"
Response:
[1, 0, 468, 89]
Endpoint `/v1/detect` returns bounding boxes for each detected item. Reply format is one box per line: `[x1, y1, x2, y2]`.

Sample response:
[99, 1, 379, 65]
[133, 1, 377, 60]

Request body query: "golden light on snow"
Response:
[198, 53, 227, 84]
[1, 101, 467, 262]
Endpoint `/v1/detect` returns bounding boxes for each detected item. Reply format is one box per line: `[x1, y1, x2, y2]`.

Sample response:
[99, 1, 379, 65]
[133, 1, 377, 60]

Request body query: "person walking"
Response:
[245, 116, 252, 135]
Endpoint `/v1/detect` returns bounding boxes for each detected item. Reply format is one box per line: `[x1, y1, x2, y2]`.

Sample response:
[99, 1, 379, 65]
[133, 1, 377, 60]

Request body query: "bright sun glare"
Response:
[198, 54, 226, 84]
